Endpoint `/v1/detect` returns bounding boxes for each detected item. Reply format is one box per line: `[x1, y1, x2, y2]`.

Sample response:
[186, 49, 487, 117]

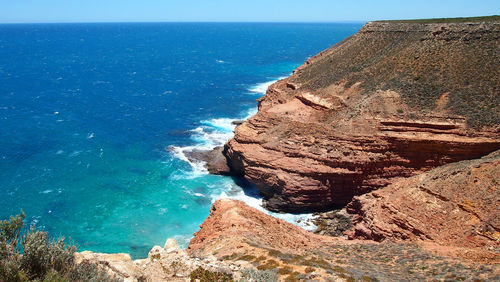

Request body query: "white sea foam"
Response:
[167, 78, 317, 231]
[68, 150, 82, 157]
[168, 78, 282, 177]
[245, 107, 258, 118]
[210, 181, 317, 231]
[158, 208, 168, 215]
[169, 145, 209, 177]
[201, 118, 236, 132]
[168, 118, 239, 177]
[190, 126, 234, 148]
[248, 76, 287, 95]
[172, 234, 193, 249]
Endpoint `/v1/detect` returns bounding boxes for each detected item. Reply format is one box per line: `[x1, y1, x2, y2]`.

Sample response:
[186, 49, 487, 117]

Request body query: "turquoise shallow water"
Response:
[0, 22, 362, 258]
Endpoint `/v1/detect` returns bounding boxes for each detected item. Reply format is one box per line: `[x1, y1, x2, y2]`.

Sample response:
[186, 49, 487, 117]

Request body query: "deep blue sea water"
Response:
[0, 22, 362, 258]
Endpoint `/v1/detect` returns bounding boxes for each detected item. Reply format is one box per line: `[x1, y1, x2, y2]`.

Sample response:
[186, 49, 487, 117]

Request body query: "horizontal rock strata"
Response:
[224, 20, 500, 212]
[186, 199, 499, 280]
[346, 149, 500, 262]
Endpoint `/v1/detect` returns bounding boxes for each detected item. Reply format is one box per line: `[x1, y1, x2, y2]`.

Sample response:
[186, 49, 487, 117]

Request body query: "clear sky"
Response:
[1, 0, 499, 23]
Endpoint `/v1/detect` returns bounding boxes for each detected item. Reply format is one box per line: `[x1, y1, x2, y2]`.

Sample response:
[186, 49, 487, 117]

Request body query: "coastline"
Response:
[71, 18, 499, 281]
[3, 18, 498, 281]
[1, 22, 365, 259]
[167, 75, 318, 239]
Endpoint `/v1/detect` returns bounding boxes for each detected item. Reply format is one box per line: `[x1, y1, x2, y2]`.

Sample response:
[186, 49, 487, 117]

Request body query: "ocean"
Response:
[0, 22, 362, 258]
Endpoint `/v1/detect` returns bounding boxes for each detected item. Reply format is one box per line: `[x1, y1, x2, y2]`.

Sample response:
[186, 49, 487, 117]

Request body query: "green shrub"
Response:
[304, 266, 315, 273]
[68, 261, 117, 282]
[256, 259, 279, 271]
[20, 226, 77, 279]
[240, 268, 279, 282]
[0, 211, 117, 282]
[189, 266, 233, 282]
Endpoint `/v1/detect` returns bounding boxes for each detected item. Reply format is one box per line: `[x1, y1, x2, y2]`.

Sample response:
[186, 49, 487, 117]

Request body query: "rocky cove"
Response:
[76, 18, 499, 281]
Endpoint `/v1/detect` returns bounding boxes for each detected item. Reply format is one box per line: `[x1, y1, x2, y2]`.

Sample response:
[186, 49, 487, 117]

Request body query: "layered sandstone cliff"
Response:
[224, 20, 500, 212]
[187, 199, 499, 281]
[347, 149, 500, 262]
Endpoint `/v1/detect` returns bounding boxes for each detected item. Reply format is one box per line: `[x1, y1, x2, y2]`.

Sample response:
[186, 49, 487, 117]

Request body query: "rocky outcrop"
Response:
[74, 199, 499, 281]
[188, 199, 334, 254]
[186, 199, 499, 280]
[346, 149, 500, 262]
[75, 252, 144, 282]
[224, 20, 500, 212]
[75, 238, 246, 281]
[184, 146, 232, 175]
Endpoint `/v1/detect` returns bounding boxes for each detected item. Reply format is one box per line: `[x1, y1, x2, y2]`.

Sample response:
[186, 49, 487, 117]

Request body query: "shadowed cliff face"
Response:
[224, 21, 500, 212]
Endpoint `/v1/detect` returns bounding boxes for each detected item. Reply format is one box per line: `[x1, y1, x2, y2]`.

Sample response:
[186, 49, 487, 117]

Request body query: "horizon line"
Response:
[2, 14, 497, 25]
[0, 20, 368, 25]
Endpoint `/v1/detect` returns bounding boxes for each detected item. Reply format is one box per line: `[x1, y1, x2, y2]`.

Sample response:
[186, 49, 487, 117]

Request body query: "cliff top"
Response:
[377, 15, 500, 23]
[290, 17, 500, 129]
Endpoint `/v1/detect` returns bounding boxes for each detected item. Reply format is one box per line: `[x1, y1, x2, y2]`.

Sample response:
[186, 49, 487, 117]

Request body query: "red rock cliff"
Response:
[347, 149, 500, 262]
[224, 20, 500, 212]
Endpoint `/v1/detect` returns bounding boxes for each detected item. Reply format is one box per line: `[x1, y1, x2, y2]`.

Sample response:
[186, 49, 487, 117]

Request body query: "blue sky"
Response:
[1, 0, 499, 23]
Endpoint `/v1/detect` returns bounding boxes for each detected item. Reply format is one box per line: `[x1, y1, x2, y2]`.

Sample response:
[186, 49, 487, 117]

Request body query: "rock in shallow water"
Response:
[184, 146, 232, 175]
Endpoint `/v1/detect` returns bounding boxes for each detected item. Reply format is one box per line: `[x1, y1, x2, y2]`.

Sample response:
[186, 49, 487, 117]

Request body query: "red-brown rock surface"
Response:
[72, 197, 499, 281]
[346, 149, 500, 262]
[187, 199, 499, 280]
[188, 198, 333, 254]
[224, 20, 500, 212]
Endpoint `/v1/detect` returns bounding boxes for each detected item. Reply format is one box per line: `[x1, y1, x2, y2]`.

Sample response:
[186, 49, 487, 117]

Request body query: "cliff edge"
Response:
[224, 19, 500, 212]
[75, 199, 499, 281]
[347, 149, 500, 262]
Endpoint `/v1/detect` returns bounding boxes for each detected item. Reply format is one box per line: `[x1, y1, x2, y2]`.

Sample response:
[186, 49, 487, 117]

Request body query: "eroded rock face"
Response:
[346, 149, 500, 262]
[75, 252, 144, 282]
[75, 199, 499, 281]
[188, 198, 332, 254]
[187, 199, 499, 279]
[224, 21, 500, 212]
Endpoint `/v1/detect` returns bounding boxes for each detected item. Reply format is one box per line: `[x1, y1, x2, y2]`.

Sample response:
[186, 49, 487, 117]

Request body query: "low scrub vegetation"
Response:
[379, 15, 500, 23]
[240, 268, 279, 282]
[189, 266, 233, 282]
[0, 211, 116, 282]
